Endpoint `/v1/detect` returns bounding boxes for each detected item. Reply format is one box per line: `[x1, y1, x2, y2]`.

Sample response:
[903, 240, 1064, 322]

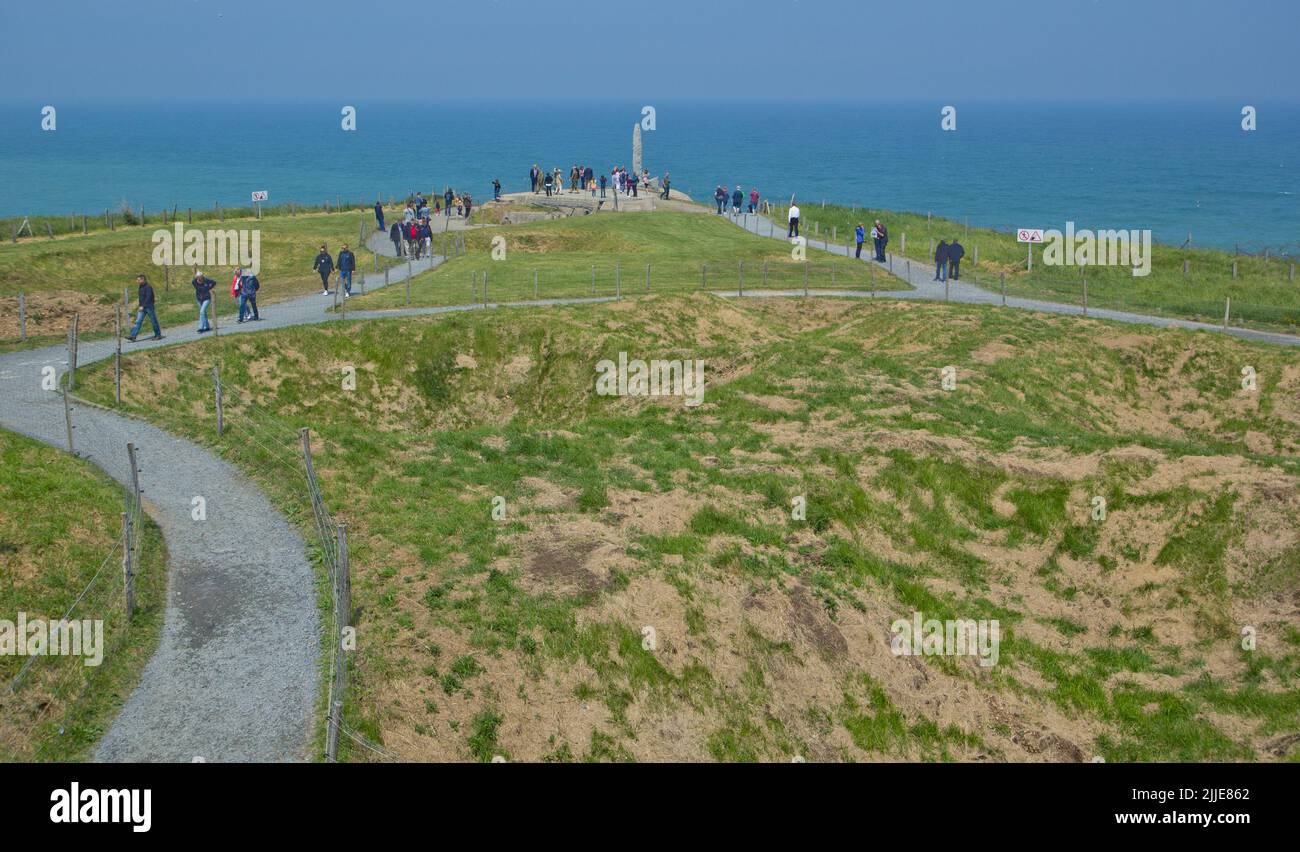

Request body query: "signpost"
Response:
[251, 190, 268, 219]
[1017, 228, 1044, 271]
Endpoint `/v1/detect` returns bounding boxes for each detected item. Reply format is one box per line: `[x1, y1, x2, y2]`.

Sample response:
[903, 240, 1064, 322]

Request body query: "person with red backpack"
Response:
[407, 220, 421, 259]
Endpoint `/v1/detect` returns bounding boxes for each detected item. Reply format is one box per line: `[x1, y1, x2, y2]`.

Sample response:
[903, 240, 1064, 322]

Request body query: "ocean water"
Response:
[1, 101, 1296, 251]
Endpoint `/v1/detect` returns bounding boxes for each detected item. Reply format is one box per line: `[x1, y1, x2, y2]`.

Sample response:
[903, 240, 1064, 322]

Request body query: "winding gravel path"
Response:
[719, 209, 1300, 348]
[0, 251, 439, 762]
[3, 205, 1294, 762]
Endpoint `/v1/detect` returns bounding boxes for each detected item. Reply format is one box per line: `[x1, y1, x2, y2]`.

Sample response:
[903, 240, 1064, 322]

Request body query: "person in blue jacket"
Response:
[192, 270, 216, 333]
[336, 244, 357, 297]
[855, 223, 866, 259]
[947, 238, 965, 280]
[126, 275, 162, 341]
[237, 267, 261, 321]
[934, 240, 949, 282]
[373, 201, 385, 233]
[313, 244, 334, 295]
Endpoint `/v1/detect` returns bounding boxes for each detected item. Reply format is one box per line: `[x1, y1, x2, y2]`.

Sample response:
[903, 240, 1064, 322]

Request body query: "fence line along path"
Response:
[719, 209, 1300, 349]
[3, 208, 1297, 761]
[0, 246, 445, 761]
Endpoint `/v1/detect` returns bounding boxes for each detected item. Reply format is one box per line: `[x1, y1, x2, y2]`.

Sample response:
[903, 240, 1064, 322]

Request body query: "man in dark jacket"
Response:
[389, 221, 403, 257]
[492, 179, 501, 201]
[599, 173, 607, 198]
[444, 187, 454, 215]
[947, 239, 965, 280]
[314, 244, 334, 295]
[732, 186, 743, 214]
[934, 240, 949, 282]
[127, 274, 162, 341]
[714, 186, 726, 214]
[192, 270, 215, 333]
[373, 201, 385, 232]
[462, 194, 473, 220]
[337, 245, 357, 296]
[237, 267, 261, 321]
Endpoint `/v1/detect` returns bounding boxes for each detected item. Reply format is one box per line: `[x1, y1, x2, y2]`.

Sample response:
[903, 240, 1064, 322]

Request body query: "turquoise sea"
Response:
[0, 101, 1296, 252]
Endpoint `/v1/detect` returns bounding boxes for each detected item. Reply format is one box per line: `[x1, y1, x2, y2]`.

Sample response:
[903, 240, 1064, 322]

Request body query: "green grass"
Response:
[771, 202, 1300, 333]
[0, 206, 405, 348]
[64, 216, 1300, 762]
[0, 428, 166, 762]
[348, 210, 911, 310]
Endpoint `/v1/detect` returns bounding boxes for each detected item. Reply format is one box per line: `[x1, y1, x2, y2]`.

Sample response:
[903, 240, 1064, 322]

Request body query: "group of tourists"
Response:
[124, 263, 265, 342]
[390, 218, 437, 259]
[850, 220, 890, 262]
[313, 243, 358, 296]
[528, 164, 665, 200]
[933, 238, 966, 281]
[715, 185, 761, 215]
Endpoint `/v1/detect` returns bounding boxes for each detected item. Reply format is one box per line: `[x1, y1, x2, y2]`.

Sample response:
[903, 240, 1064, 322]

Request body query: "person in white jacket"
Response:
[788, 203, 801, 238]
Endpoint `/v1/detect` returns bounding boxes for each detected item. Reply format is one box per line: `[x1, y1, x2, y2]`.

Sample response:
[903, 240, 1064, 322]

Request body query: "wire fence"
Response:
[750, 206, 1300, 334]
[0, 429, 151, 761]
[201, 373, 403, 762]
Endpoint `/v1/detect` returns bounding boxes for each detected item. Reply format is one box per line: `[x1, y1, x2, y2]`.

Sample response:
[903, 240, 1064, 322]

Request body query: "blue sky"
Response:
[2, 0, 1297, 102]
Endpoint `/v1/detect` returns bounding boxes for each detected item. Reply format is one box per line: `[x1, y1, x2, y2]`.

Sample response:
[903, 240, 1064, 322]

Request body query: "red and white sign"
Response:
[250, 191, 269, 203]
[1017, 228, 1045, 244]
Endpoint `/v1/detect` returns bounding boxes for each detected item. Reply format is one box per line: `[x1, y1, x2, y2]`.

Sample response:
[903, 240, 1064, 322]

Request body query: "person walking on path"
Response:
[492, 179, 501, 201]
[126, 274, 162, 342]
[855, 223, 866, 259]
[947, 238, 965, 280]
[872, 220, 888, 262]
[337, 244, 357, 297]
[661, 172, 671, 199]
[463, 194, 473, 220]
[374, 201, 385, 233]
[544, 171, 554, 197]
[530, 164, 540, 193]
[192, 269, 215, 333]
[444, 187, 454, 216]
[599, 172, 607, 198]
[934, 240, 949, 282]
[732, 186, 743, 215]
[748, 188, 759, 213]
[408, 221, 422, 259]
[314, 244, 334, 295]
[389, 221, 403, 257]
[714, 185, 726, 214]
[237, 267, 261, 321]
[788, 203, 801, 238]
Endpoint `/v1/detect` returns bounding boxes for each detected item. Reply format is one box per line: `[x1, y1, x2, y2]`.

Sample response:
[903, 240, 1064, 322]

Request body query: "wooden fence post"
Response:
[213, 366, 223, 436]
[62, 389, 74, 454]
[115, 306, 122, 404]
[67, 316, 79, 391]
[122, 511, 135, 619]
[18, 291, 25, 342]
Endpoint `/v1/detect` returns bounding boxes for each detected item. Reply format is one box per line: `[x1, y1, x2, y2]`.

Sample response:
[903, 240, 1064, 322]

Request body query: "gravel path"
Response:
[4, 205, 1293, 762]
[0, 252, 438, 762]
[719, 209, 1300, 348]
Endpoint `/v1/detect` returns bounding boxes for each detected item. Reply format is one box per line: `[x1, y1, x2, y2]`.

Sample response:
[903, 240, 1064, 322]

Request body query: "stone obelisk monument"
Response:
[632, 123, 643, 176]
